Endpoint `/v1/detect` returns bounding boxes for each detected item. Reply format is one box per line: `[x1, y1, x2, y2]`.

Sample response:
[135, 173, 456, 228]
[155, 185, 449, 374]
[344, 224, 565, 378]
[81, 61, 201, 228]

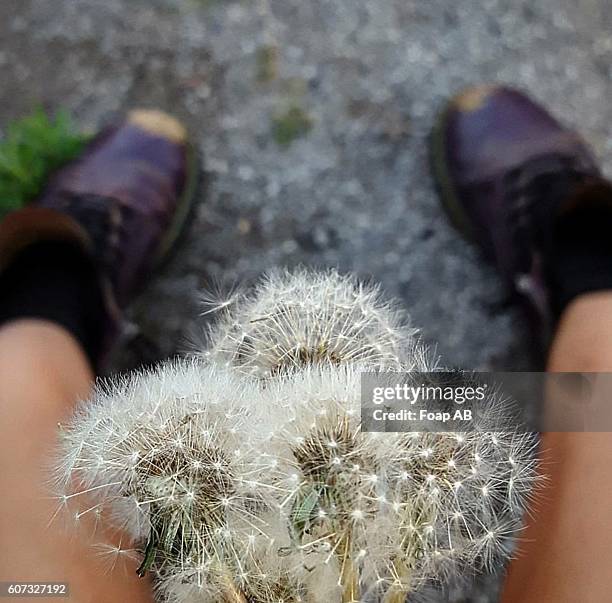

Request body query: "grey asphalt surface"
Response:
[1, 0, 611, 600]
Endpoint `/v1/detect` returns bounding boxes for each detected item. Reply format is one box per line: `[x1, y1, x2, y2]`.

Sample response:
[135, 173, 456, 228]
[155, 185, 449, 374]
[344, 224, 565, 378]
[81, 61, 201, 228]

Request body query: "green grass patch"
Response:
[0, 108, 89, 219]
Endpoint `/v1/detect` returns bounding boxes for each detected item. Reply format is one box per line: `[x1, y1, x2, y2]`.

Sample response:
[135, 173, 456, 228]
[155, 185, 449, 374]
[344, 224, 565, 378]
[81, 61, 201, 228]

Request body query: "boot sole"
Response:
[429, 97, 478, 243]
[153, 140, 203, 270]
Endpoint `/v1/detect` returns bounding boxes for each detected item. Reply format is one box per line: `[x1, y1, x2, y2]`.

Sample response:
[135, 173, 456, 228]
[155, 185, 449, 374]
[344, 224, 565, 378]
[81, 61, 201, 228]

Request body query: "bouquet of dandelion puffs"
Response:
[54, 269, 538, 603]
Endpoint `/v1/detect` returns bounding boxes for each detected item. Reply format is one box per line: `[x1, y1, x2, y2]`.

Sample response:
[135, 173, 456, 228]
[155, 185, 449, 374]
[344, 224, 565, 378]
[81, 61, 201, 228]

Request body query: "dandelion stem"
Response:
[339, 533, 360, 603]
[382, 559, 412, 603]
[220, 573, 248, 603]
[136, 532, 157, 578]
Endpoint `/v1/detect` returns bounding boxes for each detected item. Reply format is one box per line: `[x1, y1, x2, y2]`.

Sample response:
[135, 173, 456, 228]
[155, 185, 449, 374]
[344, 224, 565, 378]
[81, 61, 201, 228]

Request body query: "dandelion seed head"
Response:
[256, 364, 405, 594]
[55, 359, 277, 590]
[203, 268, 421, 376]
[375, 398, 539, 595]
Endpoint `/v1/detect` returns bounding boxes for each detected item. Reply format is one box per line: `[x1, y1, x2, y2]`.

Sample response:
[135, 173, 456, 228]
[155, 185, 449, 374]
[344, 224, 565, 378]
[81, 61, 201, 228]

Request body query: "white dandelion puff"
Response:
[255, 363, 406, 603]
[55, 359, 277, 601]
[202, 268, 420, 376]
[254, 364, 538, 602]
[374, 382, 539, 602]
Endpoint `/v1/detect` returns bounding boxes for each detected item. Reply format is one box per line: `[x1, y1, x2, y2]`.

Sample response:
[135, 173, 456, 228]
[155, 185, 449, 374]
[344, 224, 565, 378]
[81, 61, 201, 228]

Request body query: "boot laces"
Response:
[504, 153, 597, 274]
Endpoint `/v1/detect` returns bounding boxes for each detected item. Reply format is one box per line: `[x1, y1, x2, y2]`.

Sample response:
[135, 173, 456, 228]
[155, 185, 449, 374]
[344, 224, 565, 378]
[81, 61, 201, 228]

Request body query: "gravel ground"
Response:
[1, 0, 611, 599]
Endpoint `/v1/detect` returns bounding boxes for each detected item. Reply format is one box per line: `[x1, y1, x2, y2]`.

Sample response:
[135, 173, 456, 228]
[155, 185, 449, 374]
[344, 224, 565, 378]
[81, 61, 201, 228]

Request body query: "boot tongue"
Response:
[0, 206, 91, 274]
[506, 154, 600, 273]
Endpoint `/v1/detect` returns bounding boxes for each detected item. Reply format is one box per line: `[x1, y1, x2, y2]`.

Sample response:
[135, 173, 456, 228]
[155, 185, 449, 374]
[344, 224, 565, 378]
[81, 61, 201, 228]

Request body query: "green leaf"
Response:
[290, 487, 321, 538]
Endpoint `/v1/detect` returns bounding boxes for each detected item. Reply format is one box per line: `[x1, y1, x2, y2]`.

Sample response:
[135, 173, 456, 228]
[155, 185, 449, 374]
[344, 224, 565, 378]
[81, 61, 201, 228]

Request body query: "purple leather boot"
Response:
[0, 110, 200, 366]
[431, 84, 612, 344]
